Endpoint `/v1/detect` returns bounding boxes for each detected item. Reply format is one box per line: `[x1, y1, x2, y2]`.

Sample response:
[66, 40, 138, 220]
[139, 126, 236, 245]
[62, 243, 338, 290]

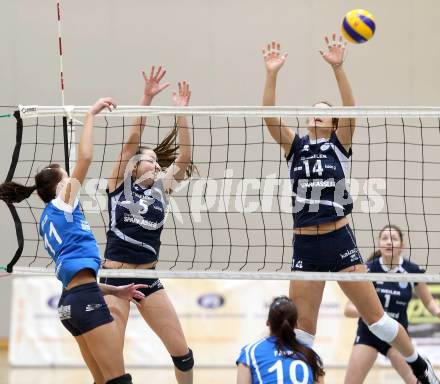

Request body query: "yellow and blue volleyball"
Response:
[342, 9, 375, 44]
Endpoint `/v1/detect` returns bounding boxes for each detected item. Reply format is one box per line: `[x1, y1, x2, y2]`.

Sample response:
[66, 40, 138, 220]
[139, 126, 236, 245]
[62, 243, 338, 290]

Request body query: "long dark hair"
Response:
[268, 296, 325, 381]
[0, 164, 63, 204]
[137, 125, 196, 178]
[367, 224, 404, 263]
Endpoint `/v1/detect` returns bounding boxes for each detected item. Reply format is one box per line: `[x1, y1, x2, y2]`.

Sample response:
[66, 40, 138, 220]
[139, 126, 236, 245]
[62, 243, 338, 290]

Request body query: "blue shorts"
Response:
[58, 282, 113, 337]
[100, 271, 164, 300]
[291, 225, 363, 272]
[355, 321, 392, 356]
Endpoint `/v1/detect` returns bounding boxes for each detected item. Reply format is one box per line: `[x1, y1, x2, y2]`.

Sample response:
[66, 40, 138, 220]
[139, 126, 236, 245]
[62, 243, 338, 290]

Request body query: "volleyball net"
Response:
[2, 106, 440, 282]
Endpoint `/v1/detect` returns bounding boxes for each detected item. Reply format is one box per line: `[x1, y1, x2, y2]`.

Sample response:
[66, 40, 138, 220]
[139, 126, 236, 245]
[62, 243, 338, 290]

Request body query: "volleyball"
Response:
[342, 9, 376, 44]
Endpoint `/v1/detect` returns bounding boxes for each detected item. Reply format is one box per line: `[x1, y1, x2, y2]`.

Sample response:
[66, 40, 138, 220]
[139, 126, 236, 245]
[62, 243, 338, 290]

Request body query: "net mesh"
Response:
[3, 107, 440, 280]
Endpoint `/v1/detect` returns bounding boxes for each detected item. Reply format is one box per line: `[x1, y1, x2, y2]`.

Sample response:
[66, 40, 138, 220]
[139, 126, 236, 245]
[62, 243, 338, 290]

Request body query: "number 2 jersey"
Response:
[286, 132, 353, 228]
[237, 336, 314, 384]
[39, 197, 100, 287]
[358, 256, 424, 331]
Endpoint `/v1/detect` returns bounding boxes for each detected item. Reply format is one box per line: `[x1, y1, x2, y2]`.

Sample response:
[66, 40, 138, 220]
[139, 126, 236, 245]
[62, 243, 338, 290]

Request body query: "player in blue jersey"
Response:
[0, 98, 147, 384]
[344, 225, 440, 384]
[100, 67, 194, 384]
[261, 35, 439, 384]
[237, 296, 325, 384]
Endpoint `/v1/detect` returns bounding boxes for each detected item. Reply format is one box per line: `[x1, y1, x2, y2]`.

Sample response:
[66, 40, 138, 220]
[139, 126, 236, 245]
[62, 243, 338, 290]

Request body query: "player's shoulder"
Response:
[48, 197, 80, 213]
[366, 257, 381, 272]
[237, 336, 273, 366]
[287, 135, 310, 162]
[241, 336, 274, 351]
[242, 336, 277, 359]
[401, 258, 425, 274]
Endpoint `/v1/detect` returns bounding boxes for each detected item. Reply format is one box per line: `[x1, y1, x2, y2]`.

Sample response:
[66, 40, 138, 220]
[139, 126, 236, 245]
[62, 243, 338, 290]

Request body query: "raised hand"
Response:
[142, 65, 171, 98]
[319, 33, 347, 67]
[262, 41, 288, 74]
[89, 97, 117, 116]
[172, 81, 191, 107]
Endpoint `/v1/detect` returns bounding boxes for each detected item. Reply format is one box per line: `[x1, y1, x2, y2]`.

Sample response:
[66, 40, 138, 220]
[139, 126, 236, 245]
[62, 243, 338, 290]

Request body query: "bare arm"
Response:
[262, 41, 294, 155]
[344, 300, 360, 318]
[236, 364, 252, 384]
[320, 33, 355, 152]
[162, 81, 192, 191]
[60, 98, 117, 206]
[99, 283, 148, 307]
[415, 283, 440, 317]
[107, 66, 170, 192]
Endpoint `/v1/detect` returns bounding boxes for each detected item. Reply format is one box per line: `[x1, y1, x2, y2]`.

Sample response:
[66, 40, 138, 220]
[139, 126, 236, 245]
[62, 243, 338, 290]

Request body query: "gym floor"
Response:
[0, 348, 415, 384]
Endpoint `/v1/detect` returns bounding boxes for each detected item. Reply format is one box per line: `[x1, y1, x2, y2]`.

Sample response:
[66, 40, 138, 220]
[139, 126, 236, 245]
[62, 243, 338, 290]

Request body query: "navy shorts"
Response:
[100, 270, 164, 300]
[355, 321, 392, 356]
[58, 282, 113, 337]
[292, 225, 363, 272]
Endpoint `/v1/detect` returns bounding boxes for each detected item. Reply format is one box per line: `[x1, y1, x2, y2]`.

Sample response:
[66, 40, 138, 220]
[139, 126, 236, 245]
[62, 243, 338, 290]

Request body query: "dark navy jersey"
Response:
[39, 197, 101, 287]
[360, 257, 424, 329]
[105, 176, 169, 264]
[286, 132, 353, 228]
[237, 336, 314, 384]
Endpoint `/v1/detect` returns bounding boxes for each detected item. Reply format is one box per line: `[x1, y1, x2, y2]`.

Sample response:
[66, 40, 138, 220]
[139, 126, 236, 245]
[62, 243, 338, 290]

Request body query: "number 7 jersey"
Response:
[39, 197, 101, 287]
[286, 132, 353, 228]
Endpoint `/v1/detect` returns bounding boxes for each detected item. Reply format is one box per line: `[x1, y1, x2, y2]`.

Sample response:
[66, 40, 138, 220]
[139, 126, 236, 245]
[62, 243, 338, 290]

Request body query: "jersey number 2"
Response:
[268, 359, 310, 384]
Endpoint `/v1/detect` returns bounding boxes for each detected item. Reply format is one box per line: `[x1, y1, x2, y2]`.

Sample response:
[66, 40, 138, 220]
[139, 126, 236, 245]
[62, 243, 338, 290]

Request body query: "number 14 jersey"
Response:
[286, 132, 353, 228]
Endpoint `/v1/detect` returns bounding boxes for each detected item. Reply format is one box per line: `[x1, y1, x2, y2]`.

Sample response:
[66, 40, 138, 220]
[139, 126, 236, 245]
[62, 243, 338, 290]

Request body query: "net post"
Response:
[62, 116, 70, 175]
[5, 111, 25, 273]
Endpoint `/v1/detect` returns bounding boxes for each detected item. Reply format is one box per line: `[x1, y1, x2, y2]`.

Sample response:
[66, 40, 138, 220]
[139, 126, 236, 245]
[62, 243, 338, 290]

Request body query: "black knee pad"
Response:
[106, 373, 133, 384]
[171, 348, 194, 372]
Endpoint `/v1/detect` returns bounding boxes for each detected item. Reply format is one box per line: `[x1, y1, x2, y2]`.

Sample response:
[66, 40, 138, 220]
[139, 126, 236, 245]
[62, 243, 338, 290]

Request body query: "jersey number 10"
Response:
[268, 359, 310, 384]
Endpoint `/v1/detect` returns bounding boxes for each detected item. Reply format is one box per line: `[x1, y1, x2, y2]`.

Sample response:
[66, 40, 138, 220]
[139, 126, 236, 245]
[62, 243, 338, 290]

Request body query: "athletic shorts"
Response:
[355, 321, 393, 356]
[291, 225, 364, 272]
[100, 270, 164, 300]
[58, 282, 113, 337]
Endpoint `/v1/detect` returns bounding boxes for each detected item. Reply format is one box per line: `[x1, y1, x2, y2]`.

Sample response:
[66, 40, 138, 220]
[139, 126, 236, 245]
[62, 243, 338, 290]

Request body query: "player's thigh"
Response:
[338, 264, 384, 325]
[387, 348, 417, 384]
[81, 320, 125, 381]
[75, 334, 105, 384]
[138, 289, 189, 356]
[344, 344, 378, 384]
[289, 280, 325, 335]
[104, 294, 130, 337]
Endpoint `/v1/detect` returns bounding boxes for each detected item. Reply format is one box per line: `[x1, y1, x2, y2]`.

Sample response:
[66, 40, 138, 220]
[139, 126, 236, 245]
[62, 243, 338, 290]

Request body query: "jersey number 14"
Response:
[303, 159, 323, 177]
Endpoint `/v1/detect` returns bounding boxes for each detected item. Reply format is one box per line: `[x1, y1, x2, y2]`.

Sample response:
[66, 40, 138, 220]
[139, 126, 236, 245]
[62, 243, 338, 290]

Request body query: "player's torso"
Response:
[288, 134, 352, 227]
[369, 259, 416, 326]
[113, 182, 165, 232]
[40, 200, 100, 283]
[106, 179, 167, 261]
[40, 203, 97, 260]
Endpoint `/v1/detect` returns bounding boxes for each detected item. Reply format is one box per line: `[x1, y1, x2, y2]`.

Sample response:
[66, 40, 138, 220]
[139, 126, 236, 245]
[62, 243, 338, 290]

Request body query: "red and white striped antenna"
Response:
[57, 0, 66, 106]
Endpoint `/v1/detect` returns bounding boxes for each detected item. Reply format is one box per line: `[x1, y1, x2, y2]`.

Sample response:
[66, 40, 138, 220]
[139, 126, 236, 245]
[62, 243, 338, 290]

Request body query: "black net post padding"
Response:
[5, 110, 25, 273]
[62, 116, 70, 175]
